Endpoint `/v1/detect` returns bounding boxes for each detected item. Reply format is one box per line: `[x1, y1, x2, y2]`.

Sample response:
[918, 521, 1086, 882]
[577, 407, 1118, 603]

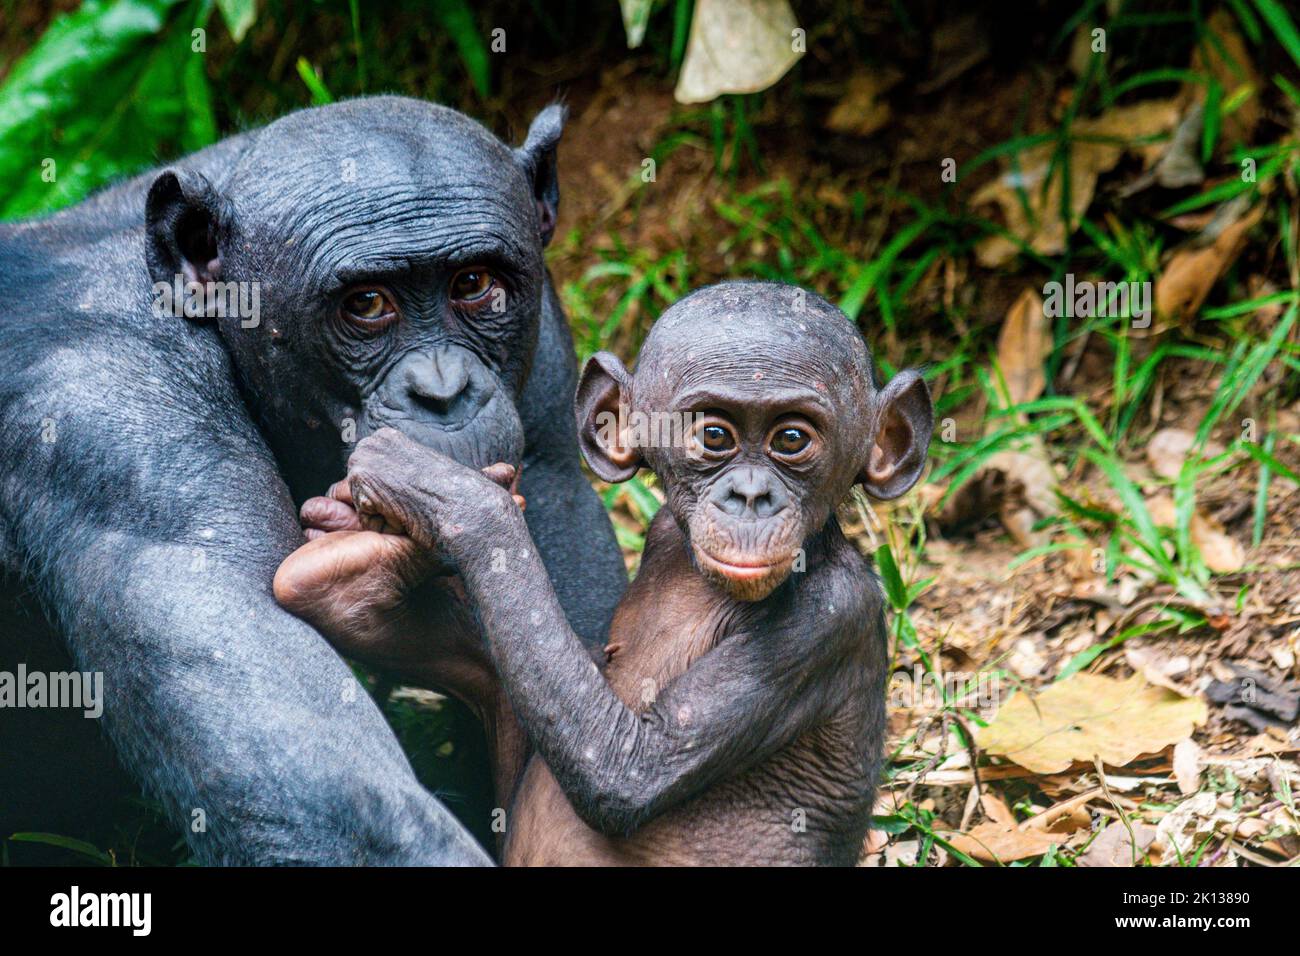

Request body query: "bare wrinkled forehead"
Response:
[634, 282, 874, 403]
[227, 98, 530, 207]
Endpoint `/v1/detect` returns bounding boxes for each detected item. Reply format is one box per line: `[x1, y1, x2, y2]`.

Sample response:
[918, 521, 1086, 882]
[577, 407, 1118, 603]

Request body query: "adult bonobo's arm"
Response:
[0, 314, 489, 866]
[344, 431, 872, 836]
[517, 276, 628, 648]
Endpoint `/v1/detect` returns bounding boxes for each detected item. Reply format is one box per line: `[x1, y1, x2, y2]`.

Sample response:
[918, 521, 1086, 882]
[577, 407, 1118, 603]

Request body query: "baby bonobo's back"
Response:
[314, 281, 932, 865]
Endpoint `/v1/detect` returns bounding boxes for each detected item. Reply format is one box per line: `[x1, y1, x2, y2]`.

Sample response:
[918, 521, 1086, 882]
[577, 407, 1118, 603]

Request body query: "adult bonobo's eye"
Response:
[341, 288, 399, 328]
[449, 267, 496, 303]
[768, 422, 818, 462]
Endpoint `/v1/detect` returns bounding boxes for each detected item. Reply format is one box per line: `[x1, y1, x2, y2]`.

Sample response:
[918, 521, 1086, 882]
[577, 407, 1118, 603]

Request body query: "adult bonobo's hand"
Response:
[273, 444, 523, 692]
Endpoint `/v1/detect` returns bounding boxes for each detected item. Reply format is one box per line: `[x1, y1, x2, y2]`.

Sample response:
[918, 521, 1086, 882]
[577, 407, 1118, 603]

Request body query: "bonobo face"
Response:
[144, 97, 564, 499]
[576, 282, 933, 601]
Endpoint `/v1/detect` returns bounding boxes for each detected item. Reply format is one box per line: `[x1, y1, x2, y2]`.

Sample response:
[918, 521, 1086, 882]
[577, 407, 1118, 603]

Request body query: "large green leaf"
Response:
[0, 0, 216, 219]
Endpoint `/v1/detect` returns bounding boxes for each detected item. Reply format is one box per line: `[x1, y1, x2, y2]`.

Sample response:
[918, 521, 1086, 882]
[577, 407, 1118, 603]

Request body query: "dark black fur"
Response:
[0, 97, 626, 864]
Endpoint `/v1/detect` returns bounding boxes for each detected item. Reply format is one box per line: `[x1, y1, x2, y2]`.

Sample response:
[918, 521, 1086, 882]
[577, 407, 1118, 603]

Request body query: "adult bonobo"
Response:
[0, 97, 626, 864]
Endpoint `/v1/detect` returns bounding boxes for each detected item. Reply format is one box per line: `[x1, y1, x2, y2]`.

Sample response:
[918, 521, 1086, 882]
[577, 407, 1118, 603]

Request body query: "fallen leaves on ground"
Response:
[1155, 201, 1265, 324]
[824, 67, 901, 138]
[977, 672, 1208, 774]
[945, 820, 1060, 863]
[1145, 427, 1225, 479]
[995, 287, 1052, 405]
[972, 100, 1180, 267]
[1078, 820, 1157, 866]
[1145, 492, 1247, 573]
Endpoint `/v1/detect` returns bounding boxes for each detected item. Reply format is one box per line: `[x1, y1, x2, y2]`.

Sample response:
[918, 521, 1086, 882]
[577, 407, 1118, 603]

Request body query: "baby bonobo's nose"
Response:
[404, 347, 474, 420]
[710, 466, 788, 519]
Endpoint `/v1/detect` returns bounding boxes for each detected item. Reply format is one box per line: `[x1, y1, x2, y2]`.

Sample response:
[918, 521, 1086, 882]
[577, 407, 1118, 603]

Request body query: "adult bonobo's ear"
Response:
[859, 369, 933, 500]
[144, 168, 227, 289]
[575, 351, 642, 483]
[515, 103, 566, 247]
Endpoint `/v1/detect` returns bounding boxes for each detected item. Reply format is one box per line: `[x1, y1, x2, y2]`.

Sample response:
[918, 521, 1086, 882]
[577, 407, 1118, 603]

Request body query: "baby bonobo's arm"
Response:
[347, 429, 872, 836]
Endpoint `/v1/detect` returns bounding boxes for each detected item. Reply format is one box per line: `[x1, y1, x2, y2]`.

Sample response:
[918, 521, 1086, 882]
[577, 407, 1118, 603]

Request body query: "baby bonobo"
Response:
[276, 281, 932, 865]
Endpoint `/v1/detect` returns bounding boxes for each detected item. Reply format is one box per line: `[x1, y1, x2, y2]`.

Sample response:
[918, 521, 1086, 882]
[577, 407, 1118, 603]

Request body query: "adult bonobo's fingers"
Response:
[481, 462, 516, 489]
[481, 462, 526, 511]
[348, 476, 406, 536]
[327, 479, 354, 505]
[301, 495, 364, 537]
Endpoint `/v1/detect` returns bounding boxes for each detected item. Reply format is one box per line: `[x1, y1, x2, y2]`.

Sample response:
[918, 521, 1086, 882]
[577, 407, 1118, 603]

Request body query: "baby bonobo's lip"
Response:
[695, 549, 790, 580]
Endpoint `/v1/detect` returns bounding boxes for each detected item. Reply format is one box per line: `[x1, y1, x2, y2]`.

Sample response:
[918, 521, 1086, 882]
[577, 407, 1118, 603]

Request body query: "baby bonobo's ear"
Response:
[575, 352, 642, 483]
[859, 369, 933, 500]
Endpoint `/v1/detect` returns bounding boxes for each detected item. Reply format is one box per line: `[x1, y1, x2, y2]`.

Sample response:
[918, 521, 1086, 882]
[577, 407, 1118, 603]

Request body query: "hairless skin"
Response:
[277, 281, 933, 864]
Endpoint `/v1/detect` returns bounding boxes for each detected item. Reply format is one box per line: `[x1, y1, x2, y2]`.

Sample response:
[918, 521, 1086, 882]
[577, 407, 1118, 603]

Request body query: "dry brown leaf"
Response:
[824, 68, 901, 138]
[973, 100, 1179, 266]
[1124, 645, 1193, 696]
[1077, 820, 1157, 866]
[980, 792, 1017, 827]
[1146, 427, 1197, 479]
[996, 288, 1051, 405]
[674, 0, 802, 104]
[976, 673, 1208, 774]
[1174, 738, 1202, 795]
[1142, 492, 1245, 572]
[1190, 10, 1262, 146]
[1190, 512, 1245, 573]
[932, 446, 1058, 549]
[1155, 202, 1264, 322]
[945, 821, 1060, 863]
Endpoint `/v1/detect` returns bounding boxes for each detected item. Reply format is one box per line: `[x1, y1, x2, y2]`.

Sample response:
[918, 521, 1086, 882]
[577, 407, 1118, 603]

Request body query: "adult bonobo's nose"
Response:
[709, 466, 789, 519]
[364, 343, 521, 470]
[398, 345, 487, 424]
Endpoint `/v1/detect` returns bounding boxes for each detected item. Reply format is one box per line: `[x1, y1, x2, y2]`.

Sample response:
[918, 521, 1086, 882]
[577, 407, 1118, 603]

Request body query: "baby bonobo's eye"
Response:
[341, 288, 399, 328]
[768, 423, 818, 462]
[690, 417, 739, 459]
[449, 267, 496, 303]
[771, 428, 808, 454]
[701, 424, 735, 452]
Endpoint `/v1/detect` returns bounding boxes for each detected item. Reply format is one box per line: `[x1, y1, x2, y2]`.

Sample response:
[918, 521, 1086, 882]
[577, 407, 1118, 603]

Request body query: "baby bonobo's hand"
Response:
[344, 428, 526, 561]
[273, 435, 523, 683]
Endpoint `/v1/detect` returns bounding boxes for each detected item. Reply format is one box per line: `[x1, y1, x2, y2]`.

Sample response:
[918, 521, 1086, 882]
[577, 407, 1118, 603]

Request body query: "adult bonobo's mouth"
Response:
[361, 344, 525, 471]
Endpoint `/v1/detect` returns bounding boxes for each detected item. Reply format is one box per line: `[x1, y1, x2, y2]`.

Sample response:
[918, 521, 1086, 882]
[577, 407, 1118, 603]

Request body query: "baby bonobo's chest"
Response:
[505, 516, 877, 866]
